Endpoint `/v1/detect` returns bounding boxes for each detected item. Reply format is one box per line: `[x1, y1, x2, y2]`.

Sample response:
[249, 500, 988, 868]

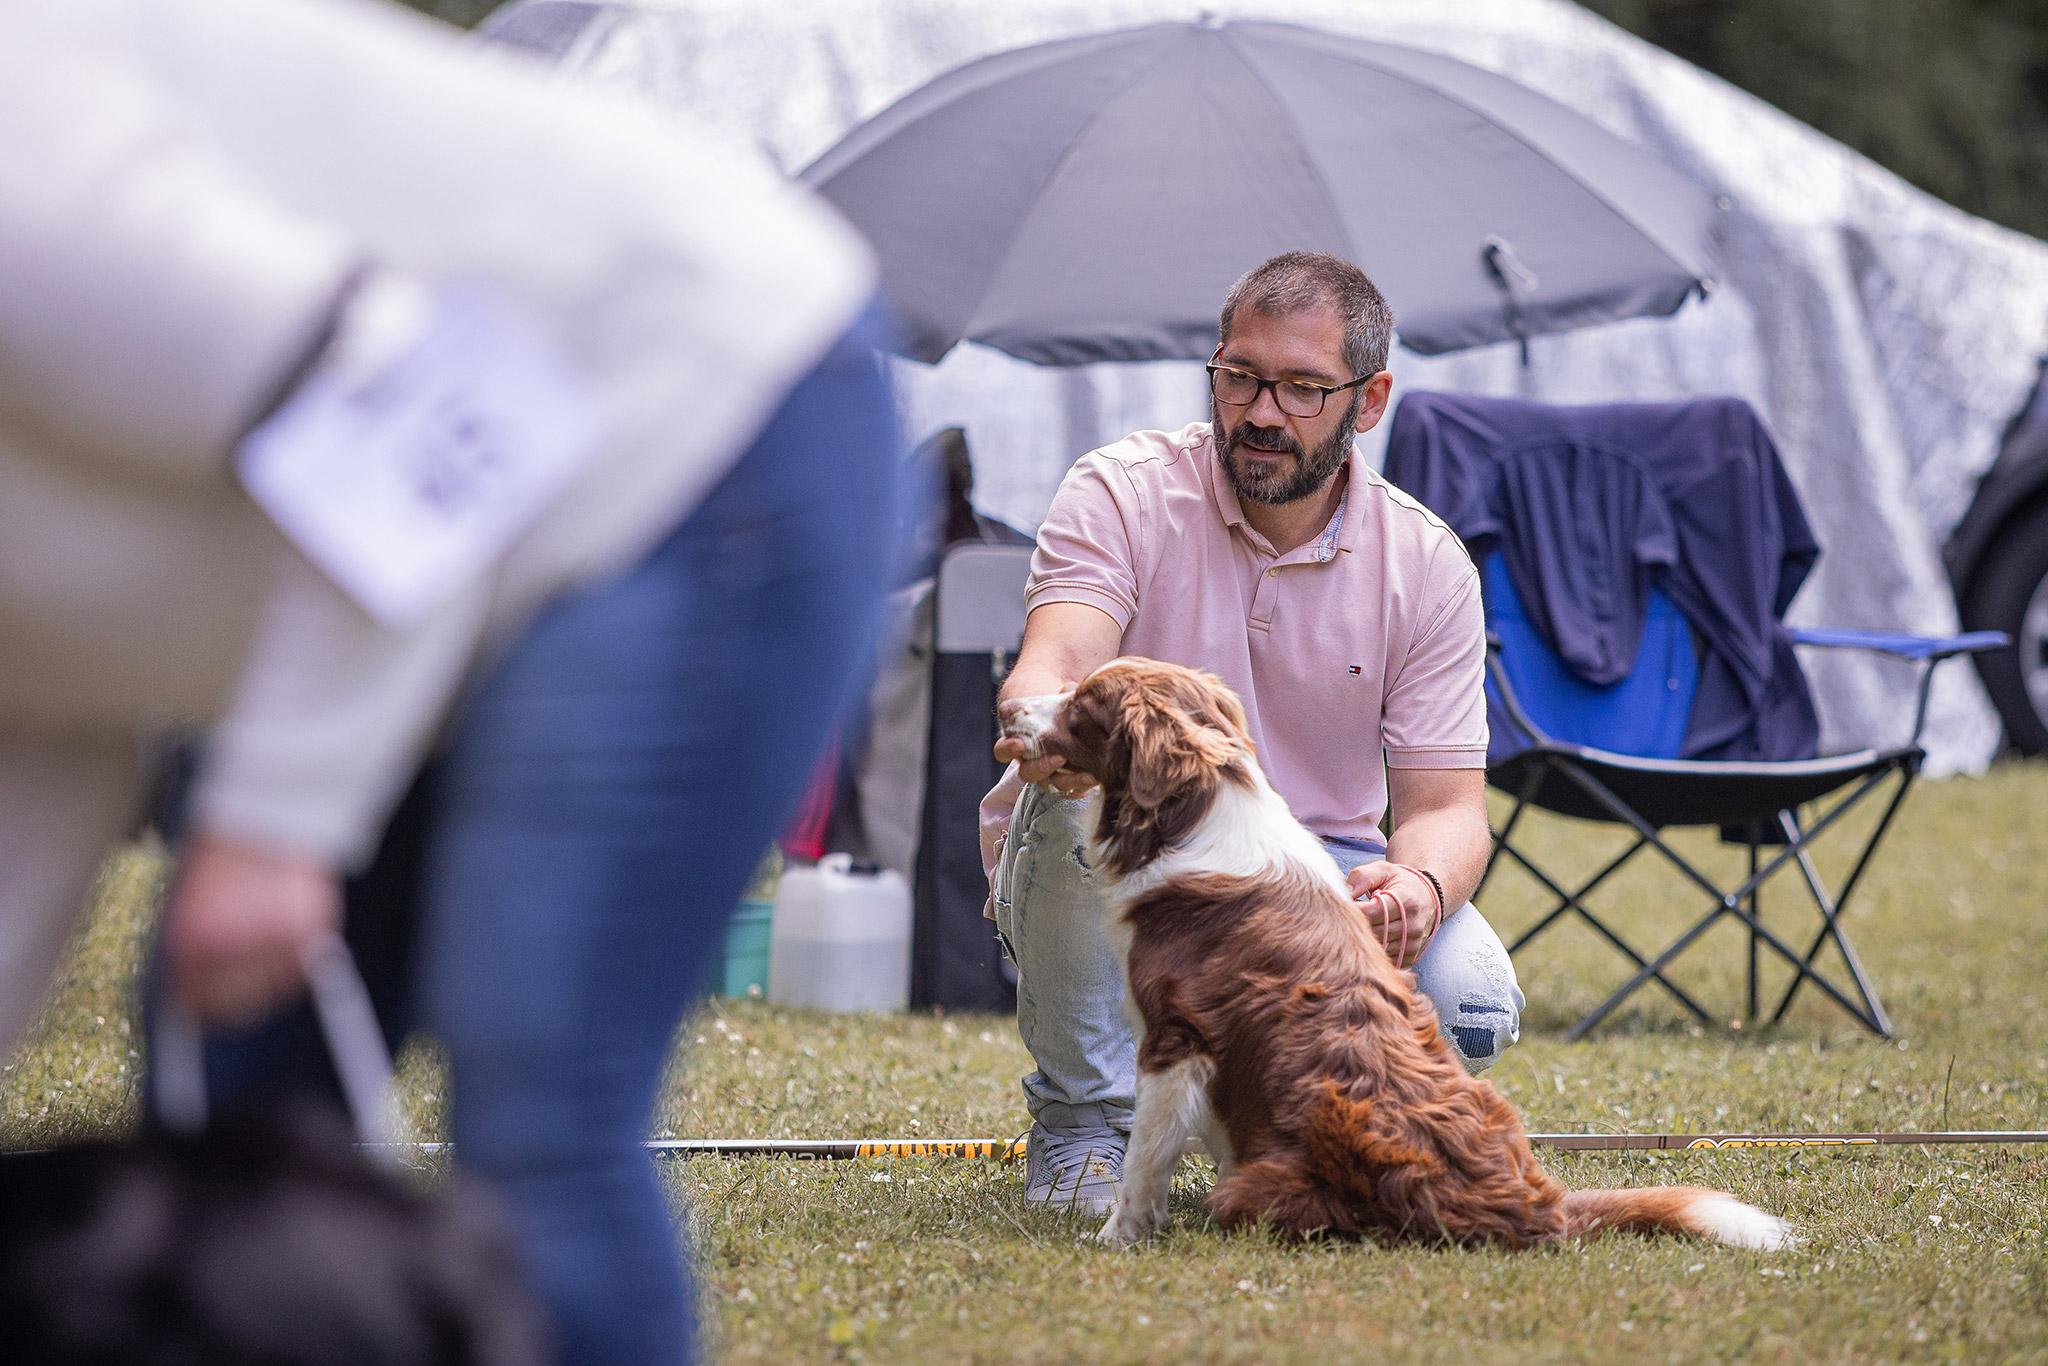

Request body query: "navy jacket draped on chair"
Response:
[1384, 391, 1822, 762]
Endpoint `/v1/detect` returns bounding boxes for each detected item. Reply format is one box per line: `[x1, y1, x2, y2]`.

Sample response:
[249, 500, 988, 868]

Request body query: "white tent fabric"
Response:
[494, 0, 2048, 774]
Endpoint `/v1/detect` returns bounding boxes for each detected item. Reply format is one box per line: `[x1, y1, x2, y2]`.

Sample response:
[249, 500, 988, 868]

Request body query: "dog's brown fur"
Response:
[1019, 658, 1784, 1247]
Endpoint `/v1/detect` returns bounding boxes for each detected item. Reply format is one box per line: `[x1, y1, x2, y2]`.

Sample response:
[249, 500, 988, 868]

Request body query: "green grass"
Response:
[7, 765, 2048, 1363]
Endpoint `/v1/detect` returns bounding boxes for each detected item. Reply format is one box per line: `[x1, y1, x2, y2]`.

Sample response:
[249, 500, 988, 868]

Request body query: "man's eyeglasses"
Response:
[1206, 349, 1379, 419]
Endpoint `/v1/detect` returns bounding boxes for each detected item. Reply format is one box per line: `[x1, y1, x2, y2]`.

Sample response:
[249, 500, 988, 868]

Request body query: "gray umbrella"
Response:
[802, 17, 1719, 365]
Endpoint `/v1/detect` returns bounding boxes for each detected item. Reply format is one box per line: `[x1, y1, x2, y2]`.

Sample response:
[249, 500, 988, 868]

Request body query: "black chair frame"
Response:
[1477, 631, 2004, 1040]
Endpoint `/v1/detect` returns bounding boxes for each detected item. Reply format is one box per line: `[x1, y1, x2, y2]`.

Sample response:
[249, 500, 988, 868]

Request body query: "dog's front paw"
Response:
[1095, 1202, 1163, 1247]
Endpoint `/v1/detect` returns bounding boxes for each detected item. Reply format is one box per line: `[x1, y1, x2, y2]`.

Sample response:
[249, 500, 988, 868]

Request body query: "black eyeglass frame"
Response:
[1204, 346, 1381, 419]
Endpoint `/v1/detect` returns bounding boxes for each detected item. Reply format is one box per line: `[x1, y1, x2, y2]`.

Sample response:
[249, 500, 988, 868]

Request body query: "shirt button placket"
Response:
[1252, 561, 1278, 629]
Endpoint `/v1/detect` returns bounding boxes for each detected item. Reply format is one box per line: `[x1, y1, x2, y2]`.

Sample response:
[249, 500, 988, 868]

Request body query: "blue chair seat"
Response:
[1483, 553, 1696, 763]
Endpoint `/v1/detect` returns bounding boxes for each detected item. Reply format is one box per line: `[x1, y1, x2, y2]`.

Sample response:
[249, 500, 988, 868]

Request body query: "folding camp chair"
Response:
[1384, 391, 2005, 1040]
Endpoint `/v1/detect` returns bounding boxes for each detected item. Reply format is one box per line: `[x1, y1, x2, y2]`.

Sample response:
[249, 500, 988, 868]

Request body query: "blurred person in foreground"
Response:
[981, 253, 1519, 1215]
[0, 0, 900, 1361]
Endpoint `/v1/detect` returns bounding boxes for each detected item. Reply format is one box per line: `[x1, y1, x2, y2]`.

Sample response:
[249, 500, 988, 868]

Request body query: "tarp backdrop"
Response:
[488, 0, 2048, 774]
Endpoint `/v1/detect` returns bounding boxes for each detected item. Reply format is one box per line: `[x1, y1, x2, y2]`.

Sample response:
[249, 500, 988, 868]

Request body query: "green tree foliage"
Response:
[408, 0, 2048, 239]
[1578, 0, 2048, 237]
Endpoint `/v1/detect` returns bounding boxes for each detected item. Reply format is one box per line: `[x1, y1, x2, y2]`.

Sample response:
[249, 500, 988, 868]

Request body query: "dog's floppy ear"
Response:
[1124, 694, 1239, 810]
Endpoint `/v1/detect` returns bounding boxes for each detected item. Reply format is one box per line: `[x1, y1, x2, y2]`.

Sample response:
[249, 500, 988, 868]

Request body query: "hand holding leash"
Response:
[1348, 861, 1445, 968]
[156, 932, 399, 1154]
[162, 831, 343, 1026]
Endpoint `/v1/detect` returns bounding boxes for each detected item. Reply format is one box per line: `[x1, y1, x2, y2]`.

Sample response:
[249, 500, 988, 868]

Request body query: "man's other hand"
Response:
[1348, 861, 1442, 969]
[163, 831, 342, 1026]
[993, 678, 1098, 796]
[991, 735, 1099, 796]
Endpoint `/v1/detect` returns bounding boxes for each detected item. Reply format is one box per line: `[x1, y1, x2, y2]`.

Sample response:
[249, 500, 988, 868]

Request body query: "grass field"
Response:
[5, 762, 2046, 1363]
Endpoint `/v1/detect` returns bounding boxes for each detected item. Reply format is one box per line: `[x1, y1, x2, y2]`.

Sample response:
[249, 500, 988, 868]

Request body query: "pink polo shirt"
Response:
[981, 420, 1486, 873]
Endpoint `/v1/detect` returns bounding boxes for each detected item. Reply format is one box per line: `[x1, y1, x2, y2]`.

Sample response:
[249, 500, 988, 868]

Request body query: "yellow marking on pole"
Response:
[855, 1140, 1014, 1158]
[1683, 1137, 1881, 1150]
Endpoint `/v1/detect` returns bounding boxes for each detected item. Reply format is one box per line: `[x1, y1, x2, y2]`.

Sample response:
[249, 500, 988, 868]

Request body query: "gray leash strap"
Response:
[155, 934, 399, 1161]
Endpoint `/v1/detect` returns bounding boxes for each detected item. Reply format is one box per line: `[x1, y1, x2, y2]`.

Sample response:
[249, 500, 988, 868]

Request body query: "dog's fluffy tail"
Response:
[1563, 1187, 1796, 1250]
[1298, 1082, 1795, 1250]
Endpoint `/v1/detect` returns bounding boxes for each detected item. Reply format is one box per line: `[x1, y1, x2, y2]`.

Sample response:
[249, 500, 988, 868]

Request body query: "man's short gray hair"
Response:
[1218, 252, 1395, 377]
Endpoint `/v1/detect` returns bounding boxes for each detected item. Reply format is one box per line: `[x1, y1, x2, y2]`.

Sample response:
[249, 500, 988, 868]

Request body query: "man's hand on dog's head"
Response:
[992, 737, 1099, 796]
[994, 680, 1099, 796]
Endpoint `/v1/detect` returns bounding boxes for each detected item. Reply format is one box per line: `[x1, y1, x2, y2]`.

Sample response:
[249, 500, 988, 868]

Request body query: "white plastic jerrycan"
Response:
[767, 854, 913, 1011]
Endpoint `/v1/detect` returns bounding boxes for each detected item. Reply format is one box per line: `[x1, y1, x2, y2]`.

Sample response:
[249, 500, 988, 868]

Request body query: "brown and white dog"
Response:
[1000, 657, 1793, 1251]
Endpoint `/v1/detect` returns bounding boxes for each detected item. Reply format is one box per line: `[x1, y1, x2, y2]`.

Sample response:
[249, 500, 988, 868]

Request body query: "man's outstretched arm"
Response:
[992, 601, 1123, 792]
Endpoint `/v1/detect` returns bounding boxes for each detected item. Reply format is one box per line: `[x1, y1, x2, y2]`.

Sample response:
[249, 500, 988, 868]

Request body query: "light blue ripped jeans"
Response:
[990, 784, 1524, 1134]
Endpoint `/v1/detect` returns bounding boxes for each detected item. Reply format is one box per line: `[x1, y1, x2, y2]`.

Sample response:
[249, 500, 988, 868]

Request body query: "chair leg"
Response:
[1550, 761, 1897, 1036]
[1614, 830, 1884, 1032]
[1498, 838, 1715, 1026]
[1766, 831, 1892, 1037]
[1747, 836, 1760, 1024]
[1502, 835, 1644, 953]
[1763, 772, 1913, 1037]
[1565, 905, 1731, 1041]
[1487, 763, 1719, 1028]
[1563, 866, 1873, 1039]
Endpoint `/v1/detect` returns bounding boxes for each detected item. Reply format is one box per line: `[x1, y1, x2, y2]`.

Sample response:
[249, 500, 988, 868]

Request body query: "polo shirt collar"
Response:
[1202, 423, 1250, 531]
[1336, 449, 1374, 556]
[1314, 477, 1351, 562]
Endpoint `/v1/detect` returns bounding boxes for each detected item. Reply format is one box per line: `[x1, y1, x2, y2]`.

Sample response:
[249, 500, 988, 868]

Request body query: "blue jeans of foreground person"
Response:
[149, 305, 902, 1366]
[991, 784, 1524, 1135]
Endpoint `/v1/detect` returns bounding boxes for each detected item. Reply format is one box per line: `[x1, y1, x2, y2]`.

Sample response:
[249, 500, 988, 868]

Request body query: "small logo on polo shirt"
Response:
[1348, 665, 1363, 675]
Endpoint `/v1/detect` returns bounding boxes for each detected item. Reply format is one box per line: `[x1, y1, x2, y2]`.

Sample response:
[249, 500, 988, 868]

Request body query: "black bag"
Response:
[0, 940, 547, 1366]
[911, 542, 1030, 1010]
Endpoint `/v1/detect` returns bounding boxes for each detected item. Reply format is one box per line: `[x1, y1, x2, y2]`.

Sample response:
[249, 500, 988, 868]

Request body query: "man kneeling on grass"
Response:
[981, 252, 1522, 1214]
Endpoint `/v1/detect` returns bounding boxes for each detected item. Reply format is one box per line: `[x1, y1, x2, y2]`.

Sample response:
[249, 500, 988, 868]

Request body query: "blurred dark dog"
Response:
[0, 1103, 547, 1366]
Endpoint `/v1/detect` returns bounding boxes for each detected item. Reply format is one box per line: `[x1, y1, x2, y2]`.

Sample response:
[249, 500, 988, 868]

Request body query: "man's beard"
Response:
[1211, 392, 1360, 507]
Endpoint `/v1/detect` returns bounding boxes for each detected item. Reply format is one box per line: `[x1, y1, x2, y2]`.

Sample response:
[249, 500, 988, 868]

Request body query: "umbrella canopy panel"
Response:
[805, 18, 1719, 364]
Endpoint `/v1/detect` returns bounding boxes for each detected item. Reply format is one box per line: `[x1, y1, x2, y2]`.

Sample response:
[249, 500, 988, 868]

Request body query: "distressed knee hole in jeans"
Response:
[1451, 1000, 1511, 1066]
